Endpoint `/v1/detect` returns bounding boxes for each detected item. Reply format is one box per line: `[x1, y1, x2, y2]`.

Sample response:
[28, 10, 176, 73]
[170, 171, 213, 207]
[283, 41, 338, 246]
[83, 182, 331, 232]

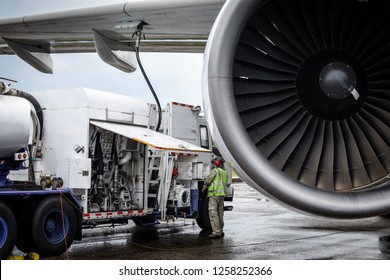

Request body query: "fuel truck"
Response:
[0, 83, 232, 259]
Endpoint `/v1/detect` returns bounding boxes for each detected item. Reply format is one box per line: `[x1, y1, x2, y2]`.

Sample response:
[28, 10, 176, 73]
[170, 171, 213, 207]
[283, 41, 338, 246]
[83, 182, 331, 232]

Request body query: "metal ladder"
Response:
[146, 148, 177, 220]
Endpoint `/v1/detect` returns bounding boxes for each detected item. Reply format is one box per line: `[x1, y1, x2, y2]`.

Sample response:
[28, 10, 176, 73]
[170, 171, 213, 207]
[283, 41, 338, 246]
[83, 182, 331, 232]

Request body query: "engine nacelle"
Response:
[204, 0, 390, 218]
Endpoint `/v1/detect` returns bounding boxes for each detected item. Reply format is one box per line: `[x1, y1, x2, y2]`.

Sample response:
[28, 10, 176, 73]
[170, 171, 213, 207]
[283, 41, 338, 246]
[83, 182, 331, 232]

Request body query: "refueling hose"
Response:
[133, 22, 162, 132]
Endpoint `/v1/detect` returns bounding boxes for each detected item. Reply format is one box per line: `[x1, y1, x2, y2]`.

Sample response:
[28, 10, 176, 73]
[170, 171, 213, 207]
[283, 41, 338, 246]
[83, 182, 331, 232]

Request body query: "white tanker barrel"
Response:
[0, 95, 32, 158]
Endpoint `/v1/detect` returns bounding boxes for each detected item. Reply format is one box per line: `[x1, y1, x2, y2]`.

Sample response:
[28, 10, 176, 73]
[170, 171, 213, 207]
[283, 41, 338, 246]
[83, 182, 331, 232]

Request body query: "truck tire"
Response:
[15, 204, 36, 254]
[31, 196, 77, 257]
[196, 196, 211, 230]
[0, 202, 17, 260]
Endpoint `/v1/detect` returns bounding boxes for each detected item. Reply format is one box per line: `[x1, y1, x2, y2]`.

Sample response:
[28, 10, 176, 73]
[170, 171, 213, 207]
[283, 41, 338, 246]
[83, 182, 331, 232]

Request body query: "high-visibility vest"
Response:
[208, 168, 228, 197]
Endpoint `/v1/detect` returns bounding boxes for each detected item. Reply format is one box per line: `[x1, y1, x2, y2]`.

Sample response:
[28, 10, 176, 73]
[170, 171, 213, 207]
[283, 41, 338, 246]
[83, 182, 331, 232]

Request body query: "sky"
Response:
[0, 0, 205, 107]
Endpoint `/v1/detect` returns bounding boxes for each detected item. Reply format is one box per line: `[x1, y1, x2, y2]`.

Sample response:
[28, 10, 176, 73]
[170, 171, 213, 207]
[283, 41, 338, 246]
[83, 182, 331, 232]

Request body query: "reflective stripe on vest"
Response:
[208, 168, 228, 197]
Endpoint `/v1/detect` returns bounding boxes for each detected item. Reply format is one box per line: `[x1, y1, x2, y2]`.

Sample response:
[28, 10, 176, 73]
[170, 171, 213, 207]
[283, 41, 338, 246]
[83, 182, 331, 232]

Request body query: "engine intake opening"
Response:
[204, 0, 390, 218]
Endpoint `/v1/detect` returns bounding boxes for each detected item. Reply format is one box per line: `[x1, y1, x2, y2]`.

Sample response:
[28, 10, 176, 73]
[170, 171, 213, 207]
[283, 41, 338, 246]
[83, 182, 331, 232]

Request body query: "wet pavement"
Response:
[16, 183, 390, 260]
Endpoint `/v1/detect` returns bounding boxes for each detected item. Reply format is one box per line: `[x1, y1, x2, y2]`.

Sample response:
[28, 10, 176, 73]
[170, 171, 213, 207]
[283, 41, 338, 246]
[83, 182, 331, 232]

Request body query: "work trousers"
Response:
[208, 196, 224, 235]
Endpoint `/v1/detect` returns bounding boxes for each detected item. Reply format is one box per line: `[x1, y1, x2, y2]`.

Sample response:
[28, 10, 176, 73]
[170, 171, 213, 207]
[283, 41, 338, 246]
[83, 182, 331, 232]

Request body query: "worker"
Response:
[202, 156, 229, 239]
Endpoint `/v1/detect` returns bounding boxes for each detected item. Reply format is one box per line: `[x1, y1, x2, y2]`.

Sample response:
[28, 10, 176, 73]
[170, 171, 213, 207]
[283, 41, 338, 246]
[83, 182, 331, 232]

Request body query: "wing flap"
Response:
[0, 0, 225, 54]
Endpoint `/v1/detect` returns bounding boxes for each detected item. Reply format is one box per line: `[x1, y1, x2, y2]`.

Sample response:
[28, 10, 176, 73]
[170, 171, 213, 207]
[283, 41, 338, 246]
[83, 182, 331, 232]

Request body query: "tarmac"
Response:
[12, 182, 390, 260]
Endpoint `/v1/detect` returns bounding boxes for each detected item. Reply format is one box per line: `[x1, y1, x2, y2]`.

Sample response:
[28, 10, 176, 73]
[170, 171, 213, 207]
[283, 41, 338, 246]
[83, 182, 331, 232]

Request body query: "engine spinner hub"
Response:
[296, 49, 368, 121]
[319, 62, 358, 100]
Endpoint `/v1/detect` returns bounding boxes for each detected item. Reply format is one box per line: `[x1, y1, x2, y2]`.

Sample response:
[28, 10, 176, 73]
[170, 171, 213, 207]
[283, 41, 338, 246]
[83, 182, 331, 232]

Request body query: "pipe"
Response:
[119, 152, 132, 166]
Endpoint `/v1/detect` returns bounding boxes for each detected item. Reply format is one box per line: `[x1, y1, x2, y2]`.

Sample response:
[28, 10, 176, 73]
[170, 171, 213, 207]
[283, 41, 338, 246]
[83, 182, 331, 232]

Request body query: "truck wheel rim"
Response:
[43, 209, 68, 245]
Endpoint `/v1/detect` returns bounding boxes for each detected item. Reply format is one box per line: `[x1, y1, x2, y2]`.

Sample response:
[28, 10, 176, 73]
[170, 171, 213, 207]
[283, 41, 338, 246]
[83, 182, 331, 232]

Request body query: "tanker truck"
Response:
[0, 83, 232, 259]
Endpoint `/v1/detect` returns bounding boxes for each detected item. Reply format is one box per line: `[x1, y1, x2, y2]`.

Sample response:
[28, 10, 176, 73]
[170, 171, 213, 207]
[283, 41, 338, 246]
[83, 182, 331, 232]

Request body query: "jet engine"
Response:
[204, 0, 390, 218]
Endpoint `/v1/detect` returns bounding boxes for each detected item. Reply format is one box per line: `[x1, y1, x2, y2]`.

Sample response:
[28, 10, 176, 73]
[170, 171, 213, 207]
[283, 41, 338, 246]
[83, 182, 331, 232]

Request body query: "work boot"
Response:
[208, 233, 221, 239]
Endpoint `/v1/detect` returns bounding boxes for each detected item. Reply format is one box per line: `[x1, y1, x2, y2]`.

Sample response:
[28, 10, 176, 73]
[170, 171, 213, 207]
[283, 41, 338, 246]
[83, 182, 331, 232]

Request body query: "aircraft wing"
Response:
[0, 0, 225, 73]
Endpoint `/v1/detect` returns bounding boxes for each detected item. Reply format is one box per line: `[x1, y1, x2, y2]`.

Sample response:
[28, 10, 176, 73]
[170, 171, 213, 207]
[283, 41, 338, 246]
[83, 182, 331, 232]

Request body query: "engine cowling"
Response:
[203, 0, 390, 218]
